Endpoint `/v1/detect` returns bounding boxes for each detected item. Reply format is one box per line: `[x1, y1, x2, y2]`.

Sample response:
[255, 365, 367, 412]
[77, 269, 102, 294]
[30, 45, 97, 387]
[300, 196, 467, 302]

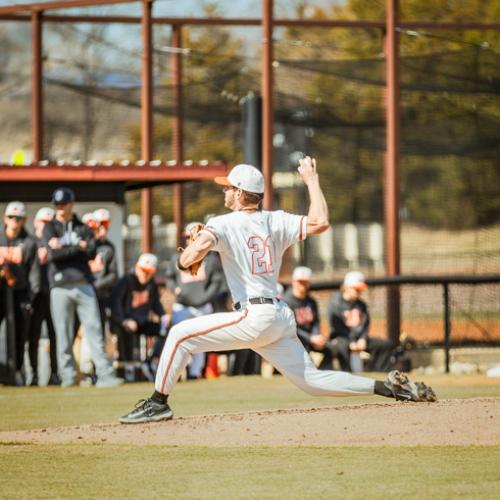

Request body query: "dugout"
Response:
[0, 161, 227, 384]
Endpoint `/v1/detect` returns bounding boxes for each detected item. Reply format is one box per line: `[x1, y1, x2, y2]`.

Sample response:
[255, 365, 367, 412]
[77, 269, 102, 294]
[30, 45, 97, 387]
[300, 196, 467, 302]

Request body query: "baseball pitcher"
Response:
[120, 157, 436, 423]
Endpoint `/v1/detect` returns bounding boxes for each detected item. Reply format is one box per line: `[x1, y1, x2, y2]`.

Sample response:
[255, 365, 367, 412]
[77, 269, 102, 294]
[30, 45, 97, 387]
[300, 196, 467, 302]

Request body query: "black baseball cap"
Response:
[52, 187, 75, 205]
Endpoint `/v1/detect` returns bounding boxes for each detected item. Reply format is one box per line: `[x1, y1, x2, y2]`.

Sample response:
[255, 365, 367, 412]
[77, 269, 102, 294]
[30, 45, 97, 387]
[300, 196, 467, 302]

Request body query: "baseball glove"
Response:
[177, 223, 205, 276]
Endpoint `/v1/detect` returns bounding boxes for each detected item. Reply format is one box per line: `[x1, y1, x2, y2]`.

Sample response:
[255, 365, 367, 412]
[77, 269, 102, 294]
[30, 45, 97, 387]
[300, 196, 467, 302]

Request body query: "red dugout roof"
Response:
[0, 161, 227, 185]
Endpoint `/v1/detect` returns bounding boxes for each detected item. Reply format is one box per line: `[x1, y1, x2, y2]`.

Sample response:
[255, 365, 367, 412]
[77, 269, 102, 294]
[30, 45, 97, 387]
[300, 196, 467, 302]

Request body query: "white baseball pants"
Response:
[155, 301, 375, 397]
[171, 303, 213, 378]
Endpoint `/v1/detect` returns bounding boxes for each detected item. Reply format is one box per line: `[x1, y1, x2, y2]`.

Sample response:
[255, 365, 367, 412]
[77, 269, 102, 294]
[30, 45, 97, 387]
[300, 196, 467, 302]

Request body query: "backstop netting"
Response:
[1, 3, 498, 347]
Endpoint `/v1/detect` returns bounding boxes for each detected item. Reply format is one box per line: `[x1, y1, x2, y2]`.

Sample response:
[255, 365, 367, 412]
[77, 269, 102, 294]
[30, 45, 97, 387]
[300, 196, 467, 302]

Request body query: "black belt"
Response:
[234, 297, 275, 310]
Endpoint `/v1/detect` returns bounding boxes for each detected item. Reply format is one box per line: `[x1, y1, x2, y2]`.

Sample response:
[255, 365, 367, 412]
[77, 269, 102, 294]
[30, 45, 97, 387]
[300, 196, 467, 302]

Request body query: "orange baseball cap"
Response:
[137, 253, 158, 273]
[343, 271, 368, 290]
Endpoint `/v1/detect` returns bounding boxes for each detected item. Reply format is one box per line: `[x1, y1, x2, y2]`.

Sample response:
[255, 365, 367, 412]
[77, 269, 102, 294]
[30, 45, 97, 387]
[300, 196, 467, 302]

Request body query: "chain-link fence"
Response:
[308, 277, 500, 372]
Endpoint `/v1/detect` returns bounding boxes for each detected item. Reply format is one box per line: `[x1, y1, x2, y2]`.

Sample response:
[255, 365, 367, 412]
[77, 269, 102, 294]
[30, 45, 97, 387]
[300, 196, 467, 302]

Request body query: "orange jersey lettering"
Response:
[131, 289, 150, 308]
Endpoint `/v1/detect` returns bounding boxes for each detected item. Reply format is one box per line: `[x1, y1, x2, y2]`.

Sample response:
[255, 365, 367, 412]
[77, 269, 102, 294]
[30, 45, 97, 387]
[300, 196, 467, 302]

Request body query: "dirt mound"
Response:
[1, 398, 498, 447]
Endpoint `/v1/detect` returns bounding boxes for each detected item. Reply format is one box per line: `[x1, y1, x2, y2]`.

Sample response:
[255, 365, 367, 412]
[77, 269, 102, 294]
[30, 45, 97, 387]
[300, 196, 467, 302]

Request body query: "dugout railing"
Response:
[305, 274, 500, 373]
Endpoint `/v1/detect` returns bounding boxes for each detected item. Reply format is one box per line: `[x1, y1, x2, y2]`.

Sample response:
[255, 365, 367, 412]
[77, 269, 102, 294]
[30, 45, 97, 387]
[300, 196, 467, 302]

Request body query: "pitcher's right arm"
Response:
[297, 156, 330, 236]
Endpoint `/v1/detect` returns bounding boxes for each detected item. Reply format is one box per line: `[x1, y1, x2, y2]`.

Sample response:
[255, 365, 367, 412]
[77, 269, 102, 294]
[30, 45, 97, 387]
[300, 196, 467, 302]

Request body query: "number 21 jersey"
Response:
[202, 210, 307, 304]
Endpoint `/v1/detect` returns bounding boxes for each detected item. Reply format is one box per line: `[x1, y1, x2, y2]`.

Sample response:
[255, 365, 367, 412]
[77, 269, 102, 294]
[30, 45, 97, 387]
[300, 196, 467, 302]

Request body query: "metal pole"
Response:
[31, 10, 43, 162]
[3, 12, 500, 30]
[262, 0, 274, 209]
[384, 0, 401, 345]
[141, 0, 153, 253]
[0, 0, 139, 15]
[172, 24, 184, 248]
[443, 283, 451, 373]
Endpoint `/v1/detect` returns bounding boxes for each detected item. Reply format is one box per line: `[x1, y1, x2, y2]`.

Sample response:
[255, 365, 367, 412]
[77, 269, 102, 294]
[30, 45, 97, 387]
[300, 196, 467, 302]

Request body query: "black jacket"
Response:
[0, 227, 40, 297]
[283, 288, 320, 345]
[92, 238, 118, 300]
[34, 237, 50, 294]
[110, 272, 165, 325]
[328, 291, 370, 342]
[42, 214, 97, 288]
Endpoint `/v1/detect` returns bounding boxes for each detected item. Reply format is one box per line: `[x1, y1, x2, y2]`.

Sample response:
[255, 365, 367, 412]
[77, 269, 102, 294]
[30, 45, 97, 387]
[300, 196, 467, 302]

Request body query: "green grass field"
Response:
[1, 375, 499, 499]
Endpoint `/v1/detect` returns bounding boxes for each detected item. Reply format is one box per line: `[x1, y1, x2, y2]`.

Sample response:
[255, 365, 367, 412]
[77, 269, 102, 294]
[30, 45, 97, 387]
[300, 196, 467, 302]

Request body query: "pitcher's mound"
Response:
[2, 398, 498, 447]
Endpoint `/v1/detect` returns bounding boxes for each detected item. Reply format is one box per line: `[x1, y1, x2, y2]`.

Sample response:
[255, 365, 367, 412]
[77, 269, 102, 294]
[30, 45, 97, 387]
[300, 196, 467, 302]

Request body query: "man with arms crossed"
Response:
[120, 157, 436, 423]
[44, 188, 123, 388]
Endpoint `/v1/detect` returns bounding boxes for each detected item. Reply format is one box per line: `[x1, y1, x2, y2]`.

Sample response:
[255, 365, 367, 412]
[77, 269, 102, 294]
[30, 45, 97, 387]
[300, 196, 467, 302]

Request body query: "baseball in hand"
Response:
[297, 156, 318, 185]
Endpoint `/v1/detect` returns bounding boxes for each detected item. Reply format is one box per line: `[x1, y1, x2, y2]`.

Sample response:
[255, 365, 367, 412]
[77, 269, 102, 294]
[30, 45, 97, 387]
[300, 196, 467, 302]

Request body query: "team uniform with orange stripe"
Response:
[154, 210, 375, 397]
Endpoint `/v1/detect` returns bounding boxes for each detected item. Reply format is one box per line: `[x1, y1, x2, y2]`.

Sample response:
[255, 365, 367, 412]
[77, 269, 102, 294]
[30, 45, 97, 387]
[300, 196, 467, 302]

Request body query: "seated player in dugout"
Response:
[120, 157, 437, 424]
[282, 266, 336, 370]
[328, 271, 394, 373]
[110, 253, 168, 382]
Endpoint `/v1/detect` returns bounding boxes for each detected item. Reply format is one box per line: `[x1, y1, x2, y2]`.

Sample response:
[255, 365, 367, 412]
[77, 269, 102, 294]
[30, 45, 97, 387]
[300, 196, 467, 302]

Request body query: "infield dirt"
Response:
[1, 397, 498, 447]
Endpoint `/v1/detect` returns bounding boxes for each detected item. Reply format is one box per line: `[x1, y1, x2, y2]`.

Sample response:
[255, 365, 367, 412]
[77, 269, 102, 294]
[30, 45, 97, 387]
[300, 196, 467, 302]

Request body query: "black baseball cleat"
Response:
[119, 398, 173, 424]
[384, 370, 437, 402]
[48, 373, 61, 386]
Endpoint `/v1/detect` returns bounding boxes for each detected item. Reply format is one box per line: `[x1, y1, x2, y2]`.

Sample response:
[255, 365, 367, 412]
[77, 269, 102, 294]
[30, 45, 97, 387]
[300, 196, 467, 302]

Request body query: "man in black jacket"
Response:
[89, 208, 118, 335]
[110, 253, 167, 382]
[283, 266, 343, 370]
[43, 188, 122, 388]
[27, 206, 59, 386]
[328, 271, 393, 372]
[0, 201, 40, 385]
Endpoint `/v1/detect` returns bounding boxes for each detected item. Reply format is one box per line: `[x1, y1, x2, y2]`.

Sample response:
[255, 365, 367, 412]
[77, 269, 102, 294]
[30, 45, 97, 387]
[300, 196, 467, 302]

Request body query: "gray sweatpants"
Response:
[51, 282, 114, 385]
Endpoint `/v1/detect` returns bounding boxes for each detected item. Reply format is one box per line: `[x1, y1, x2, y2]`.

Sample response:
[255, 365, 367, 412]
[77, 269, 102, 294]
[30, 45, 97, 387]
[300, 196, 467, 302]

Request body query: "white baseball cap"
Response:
[5, 201, 26, 218]
[93, 208, 111, 223]
[343, 271, 368, 290]
[82, 212, 97, 226]
[214, 164, 264, 194]
[35, 206, 55, 222]
[292, 266, 312, 282]
[137, 253, 158, 272]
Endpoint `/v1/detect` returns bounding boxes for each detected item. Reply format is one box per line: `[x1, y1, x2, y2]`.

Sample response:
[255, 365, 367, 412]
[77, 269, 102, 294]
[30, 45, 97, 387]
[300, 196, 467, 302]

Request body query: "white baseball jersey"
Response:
[201, 210, 308, 304]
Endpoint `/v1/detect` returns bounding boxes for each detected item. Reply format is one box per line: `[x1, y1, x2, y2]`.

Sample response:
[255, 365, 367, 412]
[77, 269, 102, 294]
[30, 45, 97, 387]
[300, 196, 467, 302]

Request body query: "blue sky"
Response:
[0, 1, 343, 18]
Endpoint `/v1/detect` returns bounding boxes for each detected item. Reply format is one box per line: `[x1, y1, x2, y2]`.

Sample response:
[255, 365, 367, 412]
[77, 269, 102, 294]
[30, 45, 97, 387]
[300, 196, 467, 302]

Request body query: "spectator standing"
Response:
[0, 202, 40, 385]
[89, 208, 118, 334]
[78, 208, 118, 386]
[110, 253, 167, 382]
[43, 188, 123, 388]
[27, 207, 59, 386]
[328, 271, 393, 372]
[71, 210, 98, 384]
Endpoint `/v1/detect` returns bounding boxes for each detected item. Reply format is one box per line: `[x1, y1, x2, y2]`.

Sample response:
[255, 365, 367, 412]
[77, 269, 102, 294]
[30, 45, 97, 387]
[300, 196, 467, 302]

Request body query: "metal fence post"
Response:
[443, 283, 450, 373]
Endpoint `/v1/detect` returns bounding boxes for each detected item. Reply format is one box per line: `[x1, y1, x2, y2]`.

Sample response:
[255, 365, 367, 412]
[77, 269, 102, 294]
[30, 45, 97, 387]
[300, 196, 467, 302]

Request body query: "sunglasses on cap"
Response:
[6, 215, 24, 221]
